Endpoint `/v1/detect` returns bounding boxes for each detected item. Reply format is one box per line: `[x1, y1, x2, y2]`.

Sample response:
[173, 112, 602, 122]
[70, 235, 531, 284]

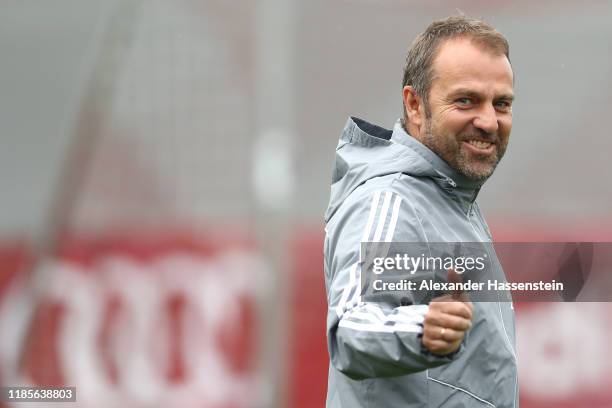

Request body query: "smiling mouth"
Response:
[466, 139, 493, 149]
[461, 139, 497, 155]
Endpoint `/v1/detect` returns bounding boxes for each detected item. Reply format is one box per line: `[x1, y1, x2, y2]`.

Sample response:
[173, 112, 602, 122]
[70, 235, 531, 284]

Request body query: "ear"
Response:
[403, 86, 425, 130]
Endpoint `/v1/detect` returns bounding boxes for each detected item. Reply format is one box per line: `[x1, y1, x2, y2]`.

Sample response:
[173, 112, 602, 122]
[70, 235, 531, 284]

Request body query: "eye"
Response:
[456, 97, 473, 107]
[495, 100, 512, 111]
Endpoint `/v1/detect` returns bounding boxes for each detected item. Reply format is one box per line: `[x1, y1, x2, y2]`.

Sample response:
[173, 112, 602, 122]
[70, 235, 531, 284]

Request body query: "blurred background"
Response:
[1, 0, 612, 407]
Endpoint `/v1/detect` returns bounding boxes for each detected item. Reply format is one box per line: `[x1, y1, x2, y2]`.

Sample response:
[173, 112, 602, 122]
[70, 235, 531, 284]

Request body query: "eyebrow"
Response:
[449, 89, 515, 101]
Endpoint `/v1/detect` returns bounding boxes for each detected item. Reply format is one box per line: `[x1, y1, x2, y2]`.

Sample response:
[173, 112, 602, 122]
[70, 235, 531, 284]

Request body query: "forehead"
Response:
[430, 37, 514, 96]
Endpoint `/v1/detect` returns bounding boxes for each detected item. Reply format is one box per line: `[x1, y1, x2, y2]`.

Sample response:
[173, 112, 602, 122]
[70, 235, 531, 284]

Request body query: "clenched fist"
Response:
[422, 269, 473, 356]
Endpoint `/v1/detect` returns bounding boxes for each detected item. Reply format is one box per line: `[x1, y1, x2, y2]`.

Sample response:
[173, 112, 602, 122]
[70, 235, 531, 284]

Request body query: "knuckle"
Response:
[429, 302, 442, 311]
[426, 313, 440, 325]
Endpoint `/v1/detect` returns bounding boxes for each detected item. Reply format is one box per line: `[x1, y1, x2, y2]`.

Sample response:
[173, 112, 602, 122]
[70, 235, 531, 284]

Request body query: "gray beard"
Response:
[422, 120, 503, 182]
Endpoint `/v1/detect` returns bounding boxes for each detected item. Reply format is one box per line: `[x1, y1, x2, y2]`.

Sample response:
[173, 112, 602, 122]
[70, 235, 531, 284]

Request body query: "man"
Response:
[323, 16, 517, 407]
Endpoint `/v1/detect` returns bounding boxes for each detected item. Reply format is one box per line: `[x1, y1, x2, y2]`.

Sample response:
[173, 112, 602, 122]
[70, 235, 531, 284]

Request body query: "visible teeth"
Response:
[467, 140, 492, 149]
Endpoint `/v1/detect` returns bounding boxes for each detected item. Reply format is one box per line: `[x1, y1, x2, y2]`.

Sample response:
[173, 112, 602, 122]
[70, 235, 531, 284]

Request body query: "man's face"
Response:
[422, 38, 514, 181]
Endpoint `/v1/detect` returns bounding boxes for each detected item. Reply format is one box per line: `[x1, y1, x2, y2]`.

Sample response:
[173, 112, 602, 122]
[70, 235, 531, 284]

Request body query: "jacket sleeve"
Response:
[324, 187, 462, 380]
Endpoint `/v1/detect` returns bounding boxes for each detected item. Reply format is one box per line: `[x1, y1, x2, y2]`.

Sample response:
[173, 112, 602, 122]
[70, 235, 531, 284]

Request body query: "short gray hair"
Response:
[402, 15, 510, 121]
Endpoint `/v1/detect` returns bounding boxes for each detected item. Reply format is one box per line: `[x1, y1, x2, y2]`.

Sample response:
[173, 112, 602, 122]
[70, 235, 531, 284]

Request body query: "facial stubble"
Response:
[422, 115, 507, 182]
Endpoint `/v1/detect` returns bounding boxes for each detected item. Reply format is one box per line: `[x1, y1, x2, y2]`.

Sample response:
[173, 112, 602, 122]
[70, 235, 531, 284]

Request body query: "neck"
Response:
[404, 120, 423, 143]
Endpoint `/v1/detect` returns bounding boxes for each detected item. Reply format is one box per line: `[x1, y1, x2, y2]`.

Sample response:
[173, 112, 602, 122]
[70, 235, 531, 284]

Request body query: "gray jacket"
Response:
[323, 117, 518, 408]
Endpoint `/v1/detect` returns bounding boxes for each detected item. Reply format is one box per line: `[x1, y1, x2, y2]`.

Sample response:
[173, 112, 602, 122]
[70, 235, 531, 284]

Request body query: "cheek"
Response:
[435, 110, 473, 134]
[498, 117, 512, 140]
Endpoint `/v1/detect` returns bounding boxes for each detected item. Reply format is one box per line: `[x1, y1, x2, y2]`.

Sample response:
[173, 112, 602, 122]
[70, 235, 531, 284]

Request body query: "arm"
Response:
[325, 188, 472, 380]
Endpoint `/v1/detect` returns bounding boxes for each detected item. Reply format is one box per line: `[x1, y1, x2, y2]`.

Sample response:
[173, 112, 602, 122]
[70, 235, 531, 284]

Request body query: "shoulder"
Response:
[329, 173, 427, 242]
[343, 173, 429, 214]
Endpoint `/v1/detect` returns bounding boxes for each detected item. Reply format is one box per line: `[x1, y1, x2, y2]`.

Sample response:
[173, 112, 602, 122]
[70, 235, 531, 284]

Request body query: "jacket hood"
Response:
[324, 117, 484, 223]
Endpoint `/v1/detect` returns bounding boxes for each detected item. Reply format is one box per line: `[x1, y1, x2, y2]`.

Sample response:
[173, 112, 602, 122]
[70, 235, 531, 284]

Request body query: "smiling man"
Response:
[402, 31, 514, 182]
[324, 16, 518, 407]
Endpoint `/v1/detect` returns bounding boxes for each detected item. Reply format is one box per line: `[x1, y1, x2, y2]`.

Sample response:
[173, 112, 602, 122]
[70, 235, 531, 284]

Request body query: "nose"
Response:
[473, 104, 499, 134]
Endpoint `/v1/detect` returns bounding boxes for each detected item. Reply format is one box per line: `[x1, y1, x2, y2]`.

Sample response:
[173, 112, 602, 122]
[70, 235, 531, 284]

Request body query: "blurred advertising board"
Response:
[0, 232, 264, 408]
